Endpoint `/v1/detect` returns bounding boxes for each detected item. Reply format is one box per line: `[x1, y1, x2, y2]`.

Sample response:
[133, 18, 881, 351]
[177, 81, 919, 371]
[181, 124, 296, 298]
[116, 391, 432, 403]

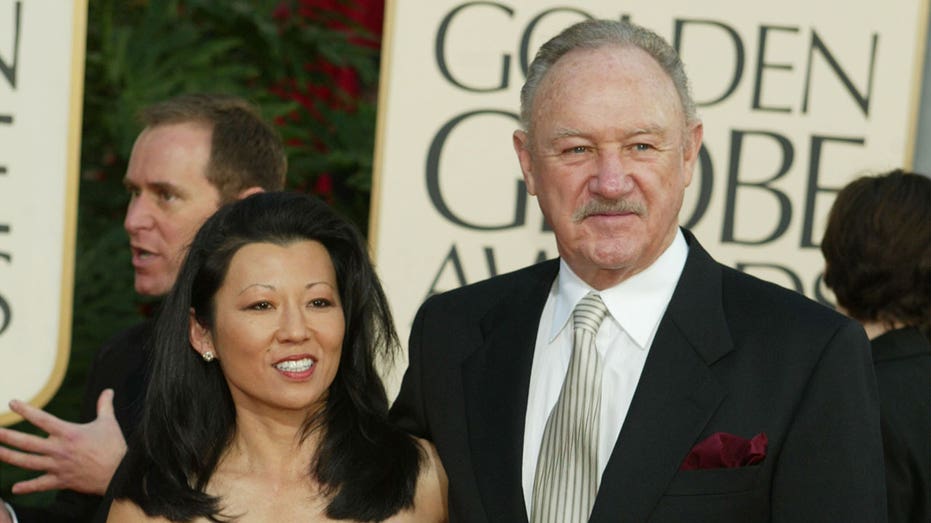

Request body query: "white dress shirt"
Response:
[521, 230, 688, 514]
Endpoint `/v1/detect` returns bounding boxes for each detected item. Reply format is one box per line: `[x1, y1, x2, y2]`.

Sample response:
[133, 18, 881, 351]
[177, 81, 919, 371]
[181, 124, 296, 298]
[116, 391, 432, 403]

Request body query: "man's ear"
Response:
[189, 308, 214, 358]
[236, 186, 265, 200]
[682, 121, 704, 188]
[513, 130, 538, 196]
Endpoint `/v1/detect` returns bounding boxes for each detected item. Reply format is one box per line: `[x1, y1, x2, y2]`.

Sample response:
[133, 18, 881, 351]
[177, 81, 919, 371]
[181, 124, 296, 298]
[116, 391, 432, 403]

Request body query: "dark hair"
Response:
[113, 191, 422, 521]
[141, 93, 287, 201]
[822, 169, 931, 338]
[520, 19, 697, 133]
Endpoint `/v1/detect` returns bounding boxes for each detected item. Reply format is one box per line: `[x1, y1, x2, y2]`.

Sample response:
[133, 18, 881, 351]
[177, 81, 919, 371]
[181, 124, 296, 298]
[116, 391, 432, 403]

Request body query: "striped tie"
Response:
[532, 291, 609, 523]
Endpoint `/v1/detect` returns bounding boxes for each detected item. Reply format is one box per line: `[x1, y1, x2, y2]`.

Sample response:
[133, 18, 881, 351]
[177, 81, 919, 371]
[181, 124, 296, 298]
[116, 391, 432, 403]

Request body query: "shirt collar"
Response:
[549, 229, 689, 349]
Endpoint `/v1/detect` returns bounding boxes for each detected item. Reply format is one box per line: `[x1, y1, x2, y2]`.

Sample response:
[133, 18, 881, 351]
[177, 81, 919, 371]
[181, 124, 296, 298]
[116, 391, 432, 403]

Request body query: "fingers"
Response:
[0, 439, 54, 472]
[96, 389, 116, 419]
[10, 473, 64, 495]
[0, 427, 54, 456]
[8, 400, 67, 435]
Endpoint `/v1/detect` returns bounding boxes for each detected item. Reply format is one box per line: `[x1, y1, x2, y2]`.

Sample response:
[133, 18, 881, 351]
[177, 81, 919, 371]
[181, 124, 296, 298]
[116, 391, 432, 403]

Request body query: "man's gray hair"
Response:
[519, 19, 698, 131]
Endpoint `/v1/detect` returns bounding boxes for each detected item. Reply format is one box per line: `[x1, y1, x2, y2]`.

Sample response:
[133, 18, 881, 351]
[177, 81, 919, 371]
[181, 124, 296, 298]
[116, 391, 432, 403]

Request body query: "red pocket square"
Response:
[680, 431, 767, 471]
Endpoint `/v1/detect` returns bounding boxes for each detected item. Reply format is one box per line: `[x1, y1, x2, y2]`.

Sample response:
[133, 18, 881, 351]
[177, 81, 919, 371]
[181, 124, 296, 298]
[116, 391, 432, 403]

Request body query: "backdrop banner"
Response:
[0, 0, 86, 425]
[371, 0, 929, 398]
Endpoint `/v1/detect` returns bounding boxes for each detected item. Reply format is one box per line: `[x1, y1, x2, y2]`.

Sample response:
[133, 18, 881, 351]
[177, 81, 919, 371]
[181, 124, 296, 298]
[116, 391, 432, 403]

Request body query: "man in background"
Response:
[391, 19, 886, 522]
[0, 93, 287, 523]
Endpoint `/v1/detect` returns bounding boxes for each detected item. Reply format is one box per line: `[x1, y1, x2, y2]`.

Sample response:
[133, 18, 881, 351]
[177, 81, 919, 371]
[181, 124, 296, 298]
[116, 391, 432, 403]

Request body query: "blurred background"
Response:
[1, 0, 385, 508]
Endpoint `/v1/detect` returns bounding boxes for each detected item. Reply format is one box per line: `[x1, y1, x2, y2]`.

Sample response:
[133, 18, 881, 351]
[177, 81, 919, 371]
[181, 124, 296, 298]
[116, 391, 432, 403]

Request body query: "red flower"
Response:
[313, 173, 334, 201]
[297, 0, 384, 41]
[272, 1, 291, 21]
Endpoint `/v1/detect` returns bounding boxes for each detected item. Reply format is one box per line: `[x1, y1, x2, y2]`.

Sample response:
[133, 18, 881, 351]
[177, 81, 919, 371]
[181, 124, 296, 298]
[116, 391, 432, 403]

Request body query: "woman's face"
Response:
[190, 240, 345, 417]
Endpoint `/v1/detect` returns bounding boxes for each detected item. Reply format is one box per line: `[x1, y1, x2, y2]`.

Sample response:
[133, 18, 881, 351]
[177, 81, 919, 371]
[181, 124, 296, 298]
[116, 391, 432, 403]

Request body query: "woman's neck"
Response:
[836, 305, 904, 341]
[860, 320, 905, 340]
[207, 410, 330, 520]
[222, 407, 319, 480]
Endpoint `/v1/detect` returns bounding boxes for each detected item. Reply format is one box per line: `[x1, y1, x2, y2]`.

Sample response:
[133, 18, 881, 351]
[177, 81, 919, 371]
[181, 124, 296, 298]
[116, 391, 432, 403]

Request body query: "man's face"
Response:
[513, 45, 703, 289]
[123, 122, 221, 297]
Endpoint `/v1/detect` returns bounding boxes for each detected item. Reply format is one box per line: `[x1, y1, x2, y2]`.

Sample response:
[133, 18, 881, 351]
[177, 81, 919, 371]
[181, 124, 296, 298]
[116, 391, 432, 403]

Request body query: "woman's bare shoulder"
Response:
[414, 438, 449, 522]
[386, 437, 448, 523]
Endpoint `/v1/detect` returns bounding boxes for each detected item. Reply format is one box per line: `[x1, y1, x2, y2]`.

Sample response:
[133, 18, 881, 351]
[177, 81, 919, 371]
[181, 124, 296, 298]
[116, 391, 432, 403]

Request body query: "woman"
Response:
[821, 169, 930, 523]
[107, 191, 447, 522]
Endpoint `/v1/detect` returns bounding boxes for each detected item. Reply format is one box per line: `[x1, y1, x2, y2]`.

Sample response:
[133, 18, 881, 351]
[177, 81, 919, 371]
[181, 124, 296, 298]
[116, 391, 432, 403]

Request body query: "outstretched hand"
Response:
[0, 389, 127, 496]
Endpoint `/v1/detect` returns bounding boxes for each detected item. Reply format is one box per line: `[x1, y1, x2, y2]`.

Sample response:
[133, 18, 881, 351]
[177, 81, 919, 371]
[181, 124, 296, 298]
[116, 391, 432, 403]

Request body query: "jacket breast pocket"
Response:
[648, 465, 768, 522]
[664, 463, 765, 496]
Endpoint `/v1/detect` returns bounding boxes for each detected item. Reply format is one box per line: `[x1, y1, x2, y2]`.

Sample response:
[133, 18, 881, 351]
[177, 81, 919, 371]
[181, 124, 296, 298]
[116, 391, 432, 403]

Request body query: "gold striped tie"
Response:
[532, 291, 609, 523]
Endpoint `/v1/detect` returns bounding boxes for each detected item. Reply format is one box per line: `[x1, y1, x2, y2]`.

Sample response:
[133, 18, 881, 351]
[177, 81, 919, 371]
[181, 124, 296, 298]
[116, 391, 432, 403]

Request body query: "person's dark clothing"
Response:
[391, 230, 887, 523]
[872, 327, 931, 523]
[11, 321, 152, 523]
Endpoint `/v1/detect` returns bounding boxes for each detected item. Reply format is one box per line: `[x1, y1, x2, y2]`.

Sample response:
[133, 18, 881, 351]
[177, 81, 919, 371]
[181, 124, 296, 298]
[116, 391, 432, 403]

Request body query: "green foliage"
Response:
[0, 0, 380, 508]
[82, 0, 380, 214]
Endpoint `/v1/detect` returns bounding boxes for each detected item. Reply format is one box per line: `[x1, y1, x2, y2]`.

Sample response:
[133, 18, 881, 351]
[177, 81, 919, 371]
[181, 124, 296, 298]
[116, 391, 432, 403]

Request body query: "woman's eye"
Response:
[248, 301, 273, 311]
[309, 298, 332, 308]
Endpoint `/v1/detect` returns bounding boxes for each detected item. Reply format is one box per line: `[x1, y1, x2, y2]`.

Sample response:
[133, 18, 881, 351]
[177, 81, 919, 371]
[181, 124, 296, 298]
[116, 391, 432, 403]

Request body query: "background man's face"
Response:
[123, 122, 222, 296]
[514, 45, 702, 288]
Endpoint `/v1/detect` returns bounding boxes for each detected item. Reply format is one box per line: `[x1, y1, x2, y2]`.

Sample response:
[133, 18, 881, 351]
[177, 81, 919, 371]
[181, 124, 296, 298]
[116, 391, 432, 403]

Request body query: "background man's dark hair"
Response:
[141, 93, 288, 201]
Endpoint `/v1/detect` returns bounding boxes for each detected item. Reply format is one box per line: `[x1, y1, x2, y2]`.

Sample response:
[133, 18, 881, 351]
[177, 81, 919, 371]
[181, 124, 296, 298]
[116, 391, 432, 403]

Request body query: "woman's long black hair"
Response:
[112, 191, 422, 521]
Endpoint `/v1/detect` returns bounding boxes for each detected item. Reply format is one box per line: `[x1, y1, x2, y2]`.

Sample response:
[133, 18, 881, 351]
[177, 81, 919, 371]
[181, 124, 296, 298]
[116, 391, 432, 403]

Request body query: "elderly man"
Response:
[0, 93, 287, 523]
[390, 19, 886, 523]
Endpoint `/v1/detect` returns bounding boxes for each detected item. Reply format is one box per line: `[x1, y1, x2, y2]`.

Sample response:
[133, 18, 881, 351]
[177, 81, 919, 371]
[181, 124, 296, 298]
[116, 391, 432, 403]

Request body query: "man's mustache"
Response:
[572, 199, 646, 222]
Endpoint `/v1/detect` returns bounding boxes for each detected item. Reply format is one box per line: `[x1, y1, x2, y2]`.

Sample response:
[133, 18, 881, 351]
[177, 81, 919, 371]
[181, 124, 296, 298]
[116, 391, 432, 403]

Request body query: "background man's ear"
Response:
[236, 186, 265, 200]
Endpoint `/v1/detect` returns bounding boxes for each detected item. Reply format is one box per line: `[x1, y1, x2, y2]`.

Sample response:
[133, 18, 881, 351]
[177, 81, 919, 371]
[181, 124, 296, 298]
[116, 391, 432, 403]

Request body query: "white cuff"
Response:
[2, 502, 18, 523]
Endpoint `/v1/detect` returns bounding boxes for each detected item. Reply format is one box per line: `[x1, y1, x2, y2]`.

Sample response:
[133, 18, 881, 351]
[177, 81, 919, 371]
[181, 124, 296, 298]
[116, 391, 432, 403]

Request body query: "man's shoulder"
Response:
[423, 259, 557, 310]
[677, 236, 849, 348]
[682, 232, 847, 331]
[711, 263, 860, 351]
[94, 320, 154, 361]
[81, 319, 154, 427]
[720, 264, 840, 319]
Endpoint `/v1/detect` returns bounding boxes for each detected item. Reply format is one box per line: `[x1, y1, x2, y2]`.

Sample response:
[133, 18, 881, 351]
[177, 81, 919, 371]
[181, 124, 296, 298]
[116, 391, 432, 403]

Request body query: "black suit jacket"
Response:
[11, 321, 151, 523]
[871, 327, 930, 523]
[391, 231, 886, 522]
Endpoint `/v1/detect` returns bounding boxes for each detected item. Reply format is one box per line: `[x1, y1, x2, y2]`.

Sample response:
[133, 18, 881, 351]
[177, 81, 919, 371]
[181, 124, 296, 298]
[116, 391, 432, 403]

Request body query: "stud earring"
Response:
[202, 351, 216, 362]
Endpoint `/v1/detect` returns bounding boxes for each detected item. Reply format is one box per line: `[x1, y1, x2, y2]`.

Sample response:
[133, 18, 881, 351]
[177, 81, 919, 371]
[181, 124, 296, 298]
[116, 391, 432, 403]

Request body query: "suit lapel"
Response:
[591, 233, 734, 522]
[461, 261, 558, 523]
